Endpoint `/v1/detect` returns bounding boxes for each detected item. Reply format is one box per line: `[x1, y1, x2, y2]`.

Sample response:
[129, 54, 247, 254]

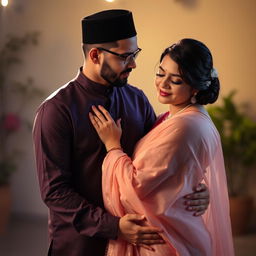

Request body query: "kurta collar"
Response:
[76, 67, 113, 96]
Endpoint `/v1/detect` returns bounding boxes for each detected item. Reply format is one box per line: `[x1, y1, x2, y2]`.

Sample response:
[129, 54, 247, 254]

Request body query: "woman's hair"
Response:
[160, 38, 220, 105]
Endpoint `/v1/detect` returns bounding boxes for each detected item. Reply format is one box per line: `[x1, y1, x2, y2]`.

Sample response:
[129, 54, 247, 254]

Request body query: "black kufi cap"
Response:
[82, 9, 137, 44]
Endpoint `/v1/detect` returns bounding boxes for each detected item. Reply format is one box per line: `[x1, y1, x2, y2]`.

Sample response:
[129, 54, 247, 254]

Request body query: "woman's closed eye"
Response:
[156, 73, 183, 85]
[171, 80, 183, 85]
[156, 73, 165, 77]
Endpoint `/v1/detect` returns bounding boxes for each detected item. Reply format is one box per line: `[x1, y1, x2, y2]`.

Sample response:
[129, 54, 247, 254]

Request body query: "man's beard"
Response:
[100, 60, 132, 87]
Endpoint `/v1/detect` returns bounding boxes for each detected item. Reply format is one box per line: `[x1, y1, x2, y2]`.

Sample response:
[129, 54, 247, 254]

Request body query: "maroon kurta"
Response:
[32, 69, 156, 256]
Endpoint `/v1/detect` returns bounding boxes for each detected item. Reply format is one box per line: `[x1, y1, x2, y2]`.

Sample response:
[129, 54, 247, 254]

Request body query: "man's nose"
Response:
[126, 57, 137, 69]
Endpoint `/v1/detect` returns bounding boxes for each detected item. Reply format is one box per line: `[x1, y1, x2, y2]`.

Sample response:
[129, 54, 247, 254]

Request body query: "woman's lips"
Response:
[159, 90, 171, 97]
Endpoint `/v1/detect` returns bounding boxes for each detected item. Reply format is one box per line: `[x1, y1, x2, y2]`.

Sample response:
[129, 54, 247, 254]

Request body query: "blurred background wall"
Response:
[0, 0, 255, 227]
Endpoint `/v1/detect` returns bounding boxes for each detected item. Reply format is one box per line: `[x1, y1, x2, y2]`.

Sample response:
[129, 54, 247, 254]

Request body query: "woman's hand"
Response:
[89, 105, 122, 151]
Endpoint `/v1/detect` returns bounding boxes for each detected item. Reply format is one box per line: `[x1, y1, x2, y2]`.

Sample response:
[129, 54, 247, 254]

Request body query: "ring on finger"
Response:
[95, 117, 101, 123]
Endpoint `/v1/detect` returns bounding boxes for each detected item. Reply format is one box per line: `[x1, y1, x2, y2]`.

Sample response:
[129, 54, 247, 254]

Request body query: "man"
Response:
[33, 9, 209, 256]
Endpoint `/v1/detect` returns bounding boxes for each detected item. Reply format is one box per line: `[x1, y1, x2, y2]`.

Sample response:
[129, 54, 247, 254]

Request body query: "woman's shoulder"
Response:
[151, 111, 169, 129]
[157, 111, 169, 120]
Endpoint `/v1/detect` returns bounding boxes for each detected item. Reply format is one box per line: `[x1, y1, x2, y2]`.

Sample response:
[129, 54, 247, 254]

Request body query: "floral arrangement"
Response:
[0, 32, 44, 185]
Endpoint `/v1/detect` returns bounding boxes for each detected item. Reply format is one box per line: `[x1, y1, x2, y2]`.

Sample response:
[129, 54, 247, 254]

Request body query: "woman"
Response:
[89, 39, 234, 256]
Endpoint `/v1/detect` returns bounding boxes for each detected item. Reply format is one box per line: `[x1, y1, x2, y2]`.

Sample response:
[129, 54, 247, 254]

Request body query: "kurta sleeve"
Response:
[32, 100, 119, 239]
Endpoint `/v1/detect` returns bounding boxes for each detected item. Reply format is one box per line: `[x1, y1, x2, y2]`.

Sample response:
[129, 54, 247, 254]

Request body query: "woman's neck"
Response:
[169, 102, 192, 116]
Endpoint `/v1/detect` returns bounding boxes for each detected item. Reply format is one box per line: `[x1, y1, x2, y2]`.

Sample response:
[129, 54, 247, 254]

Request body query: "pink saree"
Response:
[102, 105, 234, 256]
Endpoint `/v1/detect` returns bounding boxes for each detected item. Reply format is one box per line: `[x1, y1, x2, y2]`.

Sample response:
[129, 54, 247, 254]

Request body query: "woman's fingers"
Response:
[98, 105, 113, 121]
[91, 105, 118, 129]
[91, 105, 107, 123]
[89, 112, 101, 130]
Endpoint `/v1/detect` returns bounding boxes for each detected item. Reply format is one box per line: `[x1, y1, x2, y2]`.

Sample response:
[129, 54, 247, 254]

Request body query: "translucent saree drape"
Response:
[102, 106, 234, 256]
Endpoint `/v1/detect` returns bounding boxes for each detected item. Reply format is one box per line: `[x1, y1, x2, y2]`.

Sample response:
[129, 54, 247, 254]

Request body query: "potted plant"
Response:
[0, 32, 44, 234]
[207, 91, 256, 235]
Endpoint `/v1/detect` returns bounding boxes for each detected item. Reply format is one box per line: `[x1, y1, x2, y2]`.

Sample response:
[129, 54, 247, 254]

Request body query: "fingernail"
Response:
[188, 207, 193, 210]
[185, 195, 191, 198]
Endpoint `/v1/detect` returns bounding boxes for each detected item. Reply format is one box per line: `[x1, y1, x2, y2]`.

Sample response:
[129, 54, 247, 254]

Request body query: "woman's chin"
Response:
[158, 96, 172, 105]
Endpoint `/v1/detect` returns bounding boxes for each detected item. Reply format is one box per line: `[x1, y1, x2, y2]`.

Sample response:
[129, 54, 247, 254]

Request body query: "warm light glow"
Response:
[1, 0, 8, 7]
[105, 0, 115, 2]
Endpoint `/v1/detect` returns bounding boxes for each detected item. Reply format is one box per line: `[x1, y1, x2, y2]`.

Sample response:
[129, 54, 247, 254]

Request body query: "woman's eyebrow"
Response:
[159, 65, 181, 77]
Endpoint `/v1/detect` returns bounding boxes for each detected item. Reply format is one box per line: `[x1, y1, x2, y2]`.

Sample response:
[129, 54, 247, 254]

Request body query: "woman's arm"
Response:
[89, 105, 209, 215]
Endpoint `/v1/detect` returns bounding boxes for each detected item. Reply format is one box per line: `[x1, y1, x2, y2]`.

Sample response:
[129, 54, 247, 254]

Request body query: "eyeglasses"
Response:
[97, 47, 142, 64]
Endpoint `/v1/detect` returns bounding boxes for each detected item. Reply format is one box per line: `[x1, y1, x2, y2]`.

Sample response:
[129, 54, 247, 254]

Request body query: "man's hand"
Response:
[184, 183, 210, 216]
[118, 214, 164, 251]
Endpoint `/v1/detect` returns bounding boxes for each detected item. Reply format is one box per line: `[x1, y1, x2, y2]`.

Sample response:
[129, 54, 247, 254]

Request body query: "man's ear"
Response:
[89, 48, 100, 64]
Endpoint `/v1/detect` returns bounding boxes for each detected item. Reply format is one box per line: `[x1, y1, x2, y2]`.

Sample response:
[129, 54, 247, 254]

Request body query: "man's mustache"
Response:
[121, 68, 132, 74]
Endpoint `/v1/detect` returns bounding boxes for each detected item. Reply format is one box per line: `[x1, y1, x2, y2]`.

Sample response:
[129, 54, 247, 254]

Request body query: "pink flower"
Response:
[2, 113, 21, 132]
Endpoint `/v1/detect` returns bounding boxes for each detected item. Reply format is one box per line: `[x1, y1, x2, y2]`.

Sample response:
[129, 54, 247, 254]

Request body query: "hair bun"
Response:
[196, 77, 220, 105]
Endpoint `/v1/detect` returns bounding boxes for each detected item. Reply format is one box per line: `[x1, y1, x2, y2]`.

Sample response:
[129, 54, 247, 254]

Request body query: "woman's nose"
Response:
[160, 79, 170, 89]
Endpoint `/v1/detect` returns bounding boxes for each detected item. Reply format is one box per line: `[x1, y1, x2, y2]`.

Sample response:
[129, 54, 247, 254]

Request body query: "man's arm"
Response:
[184, 183, 210, 216]
[33, 101, 119, 238]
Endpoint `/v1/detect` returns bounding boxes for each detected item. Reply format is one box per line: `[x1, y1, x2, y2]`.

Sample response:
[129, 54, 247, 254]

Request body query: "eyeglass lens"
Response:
[125, 49, 141, 63]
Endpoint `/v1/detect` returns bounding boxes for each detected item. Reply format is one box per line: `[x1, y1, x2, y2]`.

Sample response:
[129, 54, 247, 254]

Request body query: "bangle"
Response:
[107, 147, 123, 153]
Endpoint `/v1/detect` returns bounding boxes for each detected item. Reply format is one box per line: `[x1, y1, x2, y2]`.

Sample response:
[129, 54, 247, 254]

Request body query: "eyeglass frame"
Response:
[97, 47, 142, 64]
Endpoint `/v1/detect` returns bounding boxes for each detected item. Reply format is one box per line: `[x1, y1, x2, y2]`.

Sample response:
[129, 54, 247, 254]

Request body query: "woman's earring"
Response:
[191, 94, 197, 104]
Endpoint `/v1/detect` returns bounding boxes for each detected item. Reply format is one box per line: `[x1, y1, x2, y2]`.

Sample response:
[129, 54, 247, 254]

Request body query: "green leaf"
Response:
[207, 90, 256, 196]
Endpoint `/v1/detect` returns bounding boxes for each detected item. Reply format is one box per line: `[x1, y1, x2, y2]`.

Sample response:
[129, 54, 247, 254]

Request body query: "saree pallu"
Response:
[102, 106, 234, 256]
